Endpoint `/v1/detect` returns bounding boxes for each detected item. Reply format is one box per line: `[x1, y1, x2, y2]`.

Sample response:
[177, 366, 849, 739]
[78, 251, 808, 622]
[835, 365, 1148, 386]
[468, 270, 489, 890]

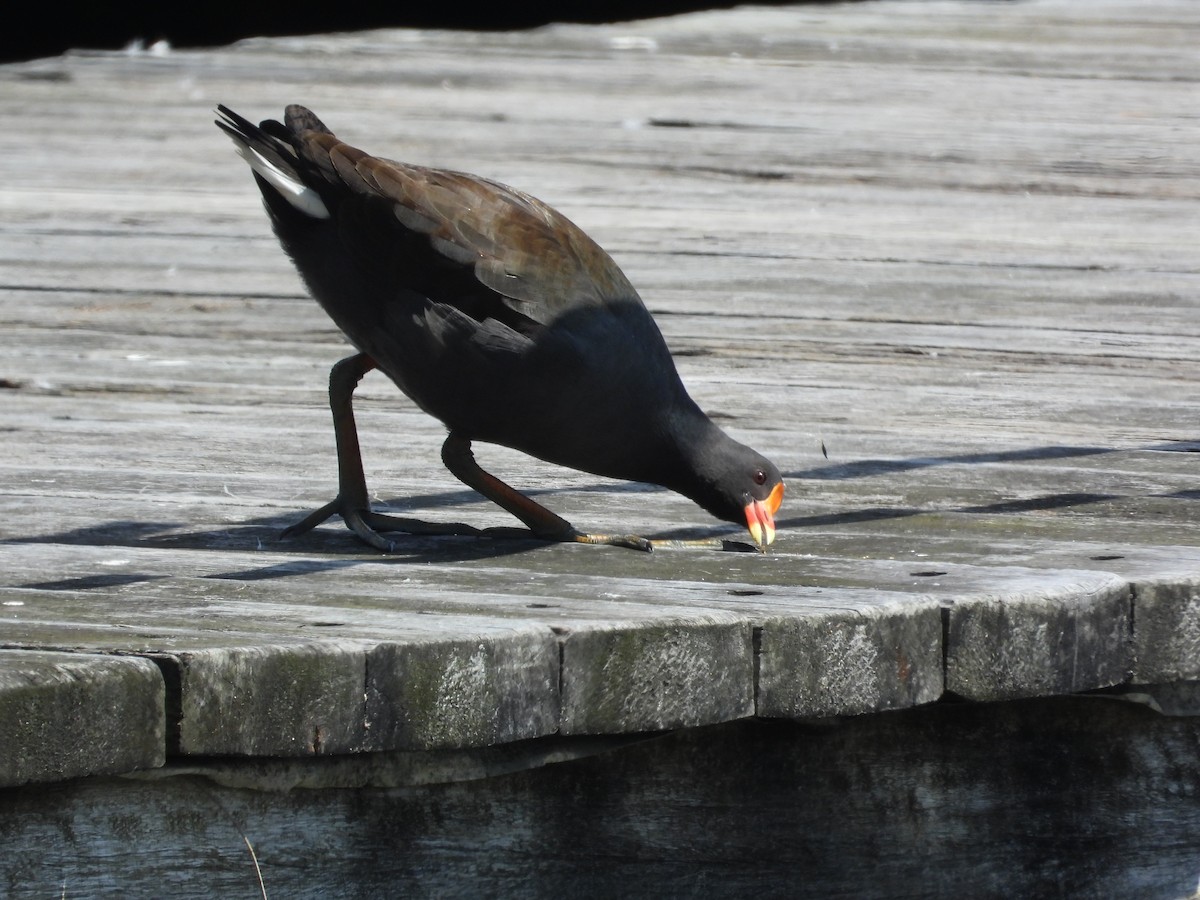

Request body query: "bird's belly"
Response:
[367, 347, 665, 483]
[310, 283, 680, 485]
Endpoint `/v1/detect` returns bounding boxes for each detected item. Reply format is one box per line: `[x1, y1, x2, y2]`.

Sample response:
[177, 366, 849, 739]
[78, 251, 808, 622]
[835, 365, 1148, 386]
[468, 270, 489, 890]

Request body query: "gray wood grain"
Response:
[1, 0, 1198, 784]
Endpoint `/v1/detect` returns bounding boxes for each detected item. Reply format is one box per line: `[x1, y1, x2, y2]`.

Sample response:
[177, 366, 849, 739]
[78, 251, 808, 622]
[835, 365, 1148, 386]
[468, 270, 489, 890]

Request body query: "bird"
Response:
[216, 104, 783, 552]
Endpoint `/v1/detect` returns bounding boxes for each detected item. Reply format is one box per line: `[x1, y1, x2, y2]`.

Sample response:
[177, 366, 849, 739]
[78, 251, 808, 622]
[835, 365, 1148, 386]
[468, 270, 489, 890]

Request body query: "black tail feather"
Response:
[215, 104, 300, 179]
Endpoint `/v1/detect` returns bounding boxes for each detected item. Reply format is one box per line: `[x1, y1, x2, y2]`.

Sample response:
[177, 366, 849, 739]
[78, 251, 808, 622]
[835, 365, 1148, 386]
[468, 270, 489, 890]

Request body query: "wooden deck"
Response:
[2, 0, 1199, 791]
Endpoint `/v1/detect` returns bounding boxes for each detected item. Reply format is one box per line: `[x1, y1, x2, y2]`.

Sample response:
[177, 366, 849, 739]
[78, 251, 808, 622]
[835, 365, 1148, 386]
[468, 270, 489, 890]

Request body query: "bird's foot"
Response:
[647, 537, 762, 553]
[281, 499, 758, 555]
[567, 531, 655, 552]
[281, 497, 484, 553]
[565, 532, 759, 553]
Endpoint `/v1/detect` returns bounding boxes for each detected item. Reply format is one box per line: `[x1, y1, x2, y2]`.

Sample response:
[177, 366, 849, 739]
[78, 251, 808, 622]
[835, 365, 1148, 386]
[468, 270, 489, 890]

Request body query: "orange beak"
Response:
[744, 481, 784, 551]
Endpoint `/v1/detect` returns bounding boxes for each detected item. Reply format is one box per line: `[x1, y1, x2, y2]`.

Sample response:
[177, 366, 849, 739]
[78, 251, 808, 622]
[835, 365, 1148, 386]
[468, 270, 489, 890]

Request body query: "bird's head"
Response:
[742, 464, 785, 550]
[677, 430, 784, 552]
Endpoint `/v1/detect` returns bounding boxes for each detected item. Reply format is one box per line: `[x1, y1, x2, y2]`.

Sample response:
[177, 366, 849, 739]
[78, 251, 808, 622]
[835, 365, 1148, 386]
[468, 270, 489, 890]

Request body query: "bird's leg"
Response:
[440, 431, 580, 537]
[281, 353, 482, 551]
[442, 434, 731, 552]
[281, 364, 746, 554]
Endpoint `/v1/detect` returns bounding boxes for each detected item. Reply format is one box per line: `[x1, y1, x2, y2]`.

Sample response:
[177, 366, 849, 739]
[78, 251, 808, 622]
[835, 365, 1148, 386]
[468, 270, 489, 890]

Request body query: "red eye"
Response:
[753, 469, 767, 486]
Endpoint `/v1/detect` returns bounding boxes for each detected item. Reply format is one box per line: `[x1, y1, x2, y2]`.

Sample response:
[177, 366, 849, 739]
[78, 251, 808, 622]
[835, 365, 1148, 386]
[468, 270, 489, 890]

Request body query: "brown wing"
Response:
[293, 128, 640, 326]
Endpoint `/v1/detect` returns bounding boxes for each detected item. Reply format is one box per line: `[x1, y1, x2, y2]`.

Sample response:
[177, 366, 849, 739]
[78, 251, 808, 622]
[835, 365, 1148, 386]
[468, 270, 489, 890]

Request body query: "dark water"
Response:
[3, 696, 1199, 899]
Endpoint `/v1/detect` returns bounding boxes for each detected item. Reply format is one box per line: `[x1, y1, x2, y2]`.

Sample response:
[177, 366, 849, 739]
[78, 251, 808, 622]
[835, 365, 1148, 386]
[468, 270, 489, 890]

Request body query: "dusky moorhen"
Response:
[217, 104, 783, 551]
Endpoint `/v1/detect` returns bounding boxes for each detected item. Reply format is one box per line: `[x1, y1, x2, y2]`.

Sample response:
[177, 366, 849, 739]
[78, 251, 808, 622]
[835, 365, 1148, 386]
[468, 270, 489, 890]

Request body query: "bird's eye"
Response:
[753, 469, 767, 486]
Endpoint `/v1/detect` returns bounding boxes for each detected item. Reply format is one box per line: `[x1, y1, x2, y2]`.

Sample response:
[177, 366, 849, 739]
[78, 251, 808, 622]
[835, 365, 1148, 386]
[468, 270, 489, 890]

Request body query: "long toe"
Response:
[570, 532, 758, 553]
[280, 498, 343, 539]
[280, 494, 497, 551]
[362, 510, 484, 538]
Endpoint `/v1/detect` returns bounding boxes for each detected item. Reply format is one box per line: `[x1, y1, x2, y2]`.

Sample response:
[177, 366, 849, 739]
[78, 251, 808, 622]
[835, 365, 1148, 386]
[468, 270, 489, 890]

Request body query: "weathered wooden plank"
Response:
[944, 572, 1132, 702]
[172, 643, 372, 755]
[1132, 575, 1200, 685]
[1, 0, 1199, 787]
[0, 534, 1146, 738]
[757, 599, 944, 718]
[0, 651, 164, 785]
[559, 619, 755, 734]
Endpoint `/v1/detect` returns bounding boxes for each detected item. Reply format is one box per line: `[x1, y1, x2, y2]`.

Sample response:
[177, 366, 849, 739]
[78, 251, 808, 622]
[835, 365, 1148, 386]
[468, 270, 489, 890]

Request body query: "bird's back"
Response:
[219, 105, 691, 481]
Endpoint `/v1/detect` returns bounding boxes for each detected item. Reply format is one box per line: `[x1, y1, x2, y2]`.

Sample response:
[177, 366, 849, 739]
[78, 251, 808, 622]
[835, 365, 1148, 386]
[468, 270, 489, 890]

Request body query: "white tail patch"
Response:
[232, 142, 331, 220]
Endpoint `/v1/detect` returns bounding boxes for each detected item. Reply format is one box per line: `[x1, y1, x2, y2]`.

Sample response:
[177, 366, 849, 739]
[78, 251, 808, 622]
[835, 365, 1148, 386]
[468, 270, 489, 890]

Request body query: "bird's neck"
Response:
[654, 401, 734, 498]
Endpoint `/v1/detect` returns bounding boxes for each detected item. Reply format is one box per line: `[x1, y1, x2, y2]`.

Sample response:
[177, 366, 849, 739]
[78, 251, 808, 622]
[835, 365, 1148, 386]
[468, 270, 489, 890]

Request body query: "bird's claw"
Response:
[571, 532, 655, 552]
[280, 499, 752, 555]
[566, 532, 754, 553]
[281, 496, 486, 552]
[279, 497, 343, 540]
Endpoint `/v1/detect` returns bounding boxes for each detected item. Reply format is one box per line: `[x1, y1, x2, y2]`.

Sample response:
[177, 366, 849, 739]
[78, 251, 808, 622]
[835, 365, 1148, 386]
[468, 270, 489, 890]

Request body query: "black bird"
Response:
[216, 104, 783, 551]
